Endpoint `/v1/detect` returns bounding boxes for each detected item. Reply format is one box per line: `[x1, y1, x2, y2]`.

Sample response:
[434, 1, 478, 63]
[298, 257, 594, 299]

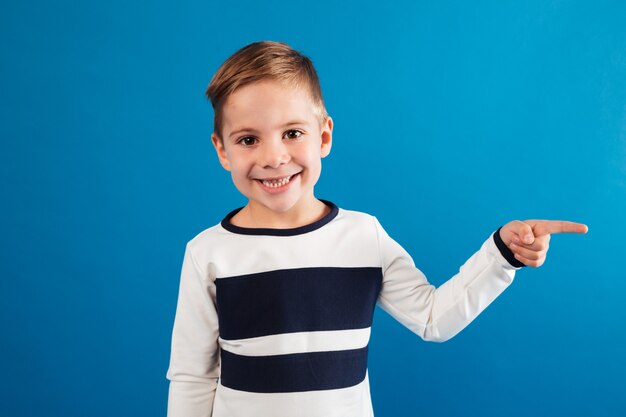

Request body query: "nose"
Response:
[260, 139, 290, 169]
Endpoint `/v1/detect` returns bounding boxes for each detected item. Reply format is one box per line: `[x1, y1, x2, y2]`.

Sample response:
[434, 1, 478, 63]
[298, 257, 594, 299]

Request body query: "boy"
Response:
[166, 41, 587, 417]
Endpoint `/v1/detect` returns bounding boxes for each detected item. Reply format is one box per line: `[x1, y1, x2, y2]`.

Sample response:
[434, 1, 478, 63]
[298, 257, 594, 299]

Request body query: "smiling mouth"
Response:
[257, 172, 300, 188]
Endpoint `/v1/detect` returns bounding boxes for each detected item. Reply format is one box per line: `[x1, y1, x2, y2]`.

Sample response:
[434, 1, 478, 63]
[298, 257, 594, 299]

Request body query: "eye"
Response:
[284, 129, 303, 139]
[237, 136, 258, 146]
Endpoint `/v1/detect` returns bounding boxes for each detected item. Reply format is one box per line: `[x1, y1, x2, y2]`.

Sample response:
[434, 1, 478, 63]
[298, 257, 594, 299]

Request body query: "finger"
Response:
[513, 252, 545, 268]
[511, 234, 550, 251]
[512, 220, 536, 245]
[510, 242, 547, 261]
[529, 220, 589, 236]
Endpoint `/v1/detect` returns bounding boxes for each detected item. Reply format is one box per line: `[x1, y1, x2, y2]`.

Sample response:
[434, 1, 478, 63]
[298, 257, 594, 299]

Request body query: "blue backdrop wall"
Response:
[1, 1, 624, 416]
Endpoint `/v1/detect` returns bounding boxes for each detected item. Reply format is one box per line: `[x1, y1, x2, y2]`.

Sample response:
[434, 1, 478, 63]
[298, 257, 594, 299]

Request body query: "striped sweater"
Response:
[166, 201, 520, 416]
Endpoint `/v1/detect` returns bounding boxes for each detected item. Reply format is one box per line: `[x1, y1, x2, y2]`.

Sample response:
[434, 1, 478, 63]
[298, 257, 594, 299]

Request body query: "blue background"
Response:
[2, 0, 624, 416]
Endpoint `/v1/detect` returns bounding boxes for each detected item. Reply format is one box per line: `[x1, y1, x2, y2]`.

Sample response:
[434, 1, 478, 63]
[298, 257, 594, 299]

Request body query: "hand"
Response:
[499, 220, 588, 268]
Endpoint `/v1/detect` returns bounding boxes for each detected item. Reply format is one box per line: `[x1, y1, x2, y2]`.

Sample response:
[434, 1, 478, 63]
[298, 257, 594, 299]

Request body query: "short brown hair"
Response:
[206, 41, 329, 140]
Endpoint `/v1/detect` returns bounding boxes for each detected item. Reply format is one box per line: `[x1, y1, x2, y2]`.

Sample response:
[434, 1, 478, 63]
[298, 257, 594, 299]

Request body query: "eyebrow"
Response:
[228, 120, 310, 138]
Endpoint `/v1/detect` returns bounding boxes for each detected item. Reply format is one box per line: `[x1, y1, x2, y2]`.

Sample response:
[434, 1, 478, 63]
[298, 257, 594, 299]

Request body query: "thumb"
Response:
[502, 220, 535, 245]
[517, 222, 535, 245]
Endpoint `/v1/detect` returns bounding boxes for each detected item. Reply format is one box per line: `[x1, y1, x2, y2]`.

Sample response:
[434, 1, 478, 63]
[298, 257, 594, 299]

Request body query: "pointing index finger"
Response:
[531, 220, 589, 236]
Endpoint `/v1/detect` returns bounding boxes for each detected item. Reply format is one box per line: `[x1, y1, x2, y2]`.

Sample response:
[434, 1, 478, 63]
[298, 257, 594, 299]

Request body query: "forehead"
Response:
[221, 80, 317, 134]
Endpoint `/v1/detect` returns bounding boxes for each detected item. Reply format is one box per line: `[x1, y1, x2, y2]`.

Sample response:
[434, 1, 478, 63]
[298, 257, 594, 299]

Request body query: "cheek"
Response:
[228, 164, 251, 186]
[227, 155, 253, 176]
[302, 156, 323, 181]
[295, 144, 322, 166]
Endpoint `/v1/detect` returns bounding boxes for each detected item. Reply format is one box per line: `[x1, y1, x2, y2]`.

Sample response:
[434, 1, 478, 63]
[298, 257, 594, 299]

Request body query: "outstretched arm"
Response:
[374, 217, 588, 342]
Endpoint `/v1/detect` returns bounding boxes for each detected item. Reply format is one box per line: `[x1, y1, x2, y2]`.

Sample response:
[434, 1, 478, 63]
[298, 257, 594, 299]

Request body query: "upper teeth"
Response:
[262, 175, 293, 188]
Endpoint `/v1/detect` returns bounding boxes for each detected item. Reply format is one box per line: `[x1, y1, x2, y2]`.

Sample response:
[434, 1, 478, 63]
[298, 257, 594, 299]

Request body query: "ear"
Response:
[320, 116, 333, 158]
[211, 132, 231, 171]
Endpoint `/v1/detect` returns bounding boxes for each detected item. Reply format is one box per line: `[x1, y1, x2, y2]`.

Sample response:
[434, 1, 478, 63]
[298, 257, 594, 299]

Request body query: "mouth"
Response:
[256, 172, 301, 189]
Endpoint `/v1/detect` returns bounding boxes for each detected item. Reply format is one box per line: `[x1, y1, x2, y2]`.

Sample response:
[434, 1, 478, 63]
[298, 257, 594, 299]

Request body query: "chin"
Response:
[261, 200, 299, 214]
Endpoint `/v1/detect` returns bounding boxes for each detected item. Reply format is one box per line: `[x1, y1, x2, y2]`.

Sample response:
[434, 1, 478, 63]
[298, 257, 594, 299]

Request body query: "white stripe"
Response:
[219, 327, 371, 357]
[195, 210, 382, 279]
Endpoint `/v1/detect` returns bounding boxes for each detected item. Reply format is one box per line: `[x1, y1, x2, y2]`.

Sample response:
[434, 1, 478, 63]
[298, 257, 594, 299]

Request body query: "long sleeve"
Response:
[166, 243, 220, 417]
[373, 217, 521, 342]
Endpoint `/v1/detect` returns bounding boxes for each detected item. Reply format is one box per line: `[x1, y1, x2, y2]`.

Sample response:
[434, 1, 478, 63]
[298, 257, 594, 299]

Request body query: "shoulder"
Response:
[187, 222, 223, 244]
[183, 220, 233, 258]
[335, 207, 399, 250]
[181, 219, 248, 276]
[334, 206, 381, 233]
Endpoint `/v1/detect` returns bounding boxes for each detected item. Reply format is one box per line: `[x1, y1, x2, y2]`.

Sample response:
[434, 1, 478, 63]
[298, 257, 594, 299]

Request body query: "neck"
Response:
[232, 198, 330, 229]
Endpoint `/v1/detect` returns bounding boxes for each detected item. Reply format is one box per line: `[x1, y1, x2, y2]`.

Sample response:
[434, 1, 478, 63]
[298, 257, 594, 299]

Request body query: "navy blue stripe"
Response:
[220, 346, 369, 393]
[216, 267, 382, 340]
[221, 199, 339, 236]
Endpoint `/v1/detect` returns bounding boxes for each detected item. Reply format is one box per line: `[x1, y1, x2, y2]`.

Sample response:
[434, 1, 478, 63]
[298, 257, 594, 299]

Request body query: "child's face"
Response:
[211, 80, 333, 219]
